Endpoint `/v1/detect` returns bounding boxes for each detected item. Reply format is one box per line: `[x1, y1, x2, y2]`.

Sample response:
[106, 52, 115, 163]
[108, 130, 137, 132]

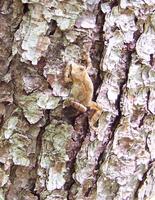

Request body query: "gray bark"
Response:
[0, 0, 155, 199]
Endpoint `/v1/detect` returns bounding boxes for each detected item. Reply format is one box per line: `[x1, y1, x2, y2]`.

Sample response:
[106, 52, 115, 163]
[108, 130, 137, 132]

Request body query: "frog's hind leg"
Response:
[88, 101, 102, 127]
[70, 100, 87, 113]
[64, 98, 87, 113]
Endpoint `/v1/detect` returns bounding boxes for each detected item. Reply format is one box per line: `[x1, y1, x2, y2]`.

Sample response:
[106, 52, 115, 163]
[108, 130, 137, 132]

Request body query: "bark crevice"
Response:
[134, 160, 155, 199]
[31, 110, 50, 197]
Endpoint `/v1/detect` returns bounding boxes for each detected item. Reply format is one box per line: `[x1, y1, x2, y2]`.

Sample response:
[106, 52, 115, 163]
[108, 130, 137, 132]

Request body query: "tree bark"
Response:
[0, 0, 155, 199]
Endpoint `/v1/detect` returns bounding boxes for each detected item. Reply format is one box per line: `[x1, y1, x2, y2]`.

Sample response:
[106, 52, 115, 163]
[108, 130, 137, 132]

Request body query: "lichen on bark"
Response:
[0, 0, 155, 199]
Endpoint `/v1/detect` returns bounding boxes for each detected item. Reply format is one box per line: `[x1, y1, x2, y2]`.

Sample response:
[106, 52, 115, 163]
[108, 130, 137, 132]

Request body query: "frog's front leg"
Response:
[64, 98, 87, 113]
[64, 63, 72, 83]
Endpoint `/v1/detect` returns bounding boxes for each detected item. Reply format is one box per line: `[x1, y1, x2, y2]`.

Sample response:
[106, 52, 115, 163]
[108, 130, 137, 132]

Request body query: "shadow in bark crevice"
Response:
[23, 3, 29, 14]
[30, 110, 50, 199]
[134, 160, 155, 199]
[65, 114, 90, 199]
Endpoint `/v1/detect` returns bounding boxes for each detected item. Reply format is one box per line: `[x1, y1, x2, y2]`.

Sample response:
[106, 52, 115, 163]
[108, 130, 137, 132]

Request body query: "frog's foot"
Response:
[63, 97, 74, 107]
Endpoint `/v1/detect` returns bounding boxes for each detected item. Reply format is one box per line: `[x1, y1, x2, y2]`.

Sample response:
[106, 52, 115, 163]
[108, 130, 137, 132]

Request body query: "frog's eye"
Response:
[69, 63, 73, 68]
[79, 67, 84, 71]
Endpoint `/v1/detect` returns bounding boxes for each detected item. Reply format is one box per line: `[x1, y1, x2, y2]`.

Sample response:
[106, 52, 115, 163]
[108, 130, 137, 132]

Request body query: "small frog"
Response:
[64, 58, 102, 127]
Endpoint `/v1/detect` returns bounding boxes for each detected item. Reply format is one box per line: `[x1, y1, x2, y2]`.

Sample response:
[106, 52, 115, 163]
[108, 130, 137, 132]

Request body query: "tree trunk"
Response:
[0, 0, 155, 199]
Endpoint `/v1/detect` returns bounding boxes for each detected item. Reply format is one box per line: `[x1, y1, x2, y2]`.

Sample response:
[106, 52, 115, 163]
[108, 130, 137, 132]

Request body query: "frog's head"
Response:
[66, 61, 87, 81]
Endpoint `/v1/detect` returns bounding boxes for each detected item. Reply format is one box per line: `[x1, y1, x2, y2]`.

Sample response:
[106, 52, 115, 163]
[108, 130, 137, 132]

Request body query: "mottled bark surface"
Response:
[0, 0, 155, 199]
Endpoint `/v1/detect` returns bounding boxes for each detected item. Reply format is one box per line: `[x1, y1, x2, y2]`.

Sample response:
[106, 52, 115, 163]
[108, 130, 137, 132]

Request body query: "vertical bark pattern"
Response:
[0, 0, 155, 199]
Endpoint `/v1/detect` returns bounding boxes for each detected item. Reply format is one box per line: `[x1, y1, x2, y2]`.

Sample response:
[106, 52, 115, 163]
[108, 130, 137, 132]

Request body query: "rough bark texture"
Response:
[0, 0, 155, 200]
